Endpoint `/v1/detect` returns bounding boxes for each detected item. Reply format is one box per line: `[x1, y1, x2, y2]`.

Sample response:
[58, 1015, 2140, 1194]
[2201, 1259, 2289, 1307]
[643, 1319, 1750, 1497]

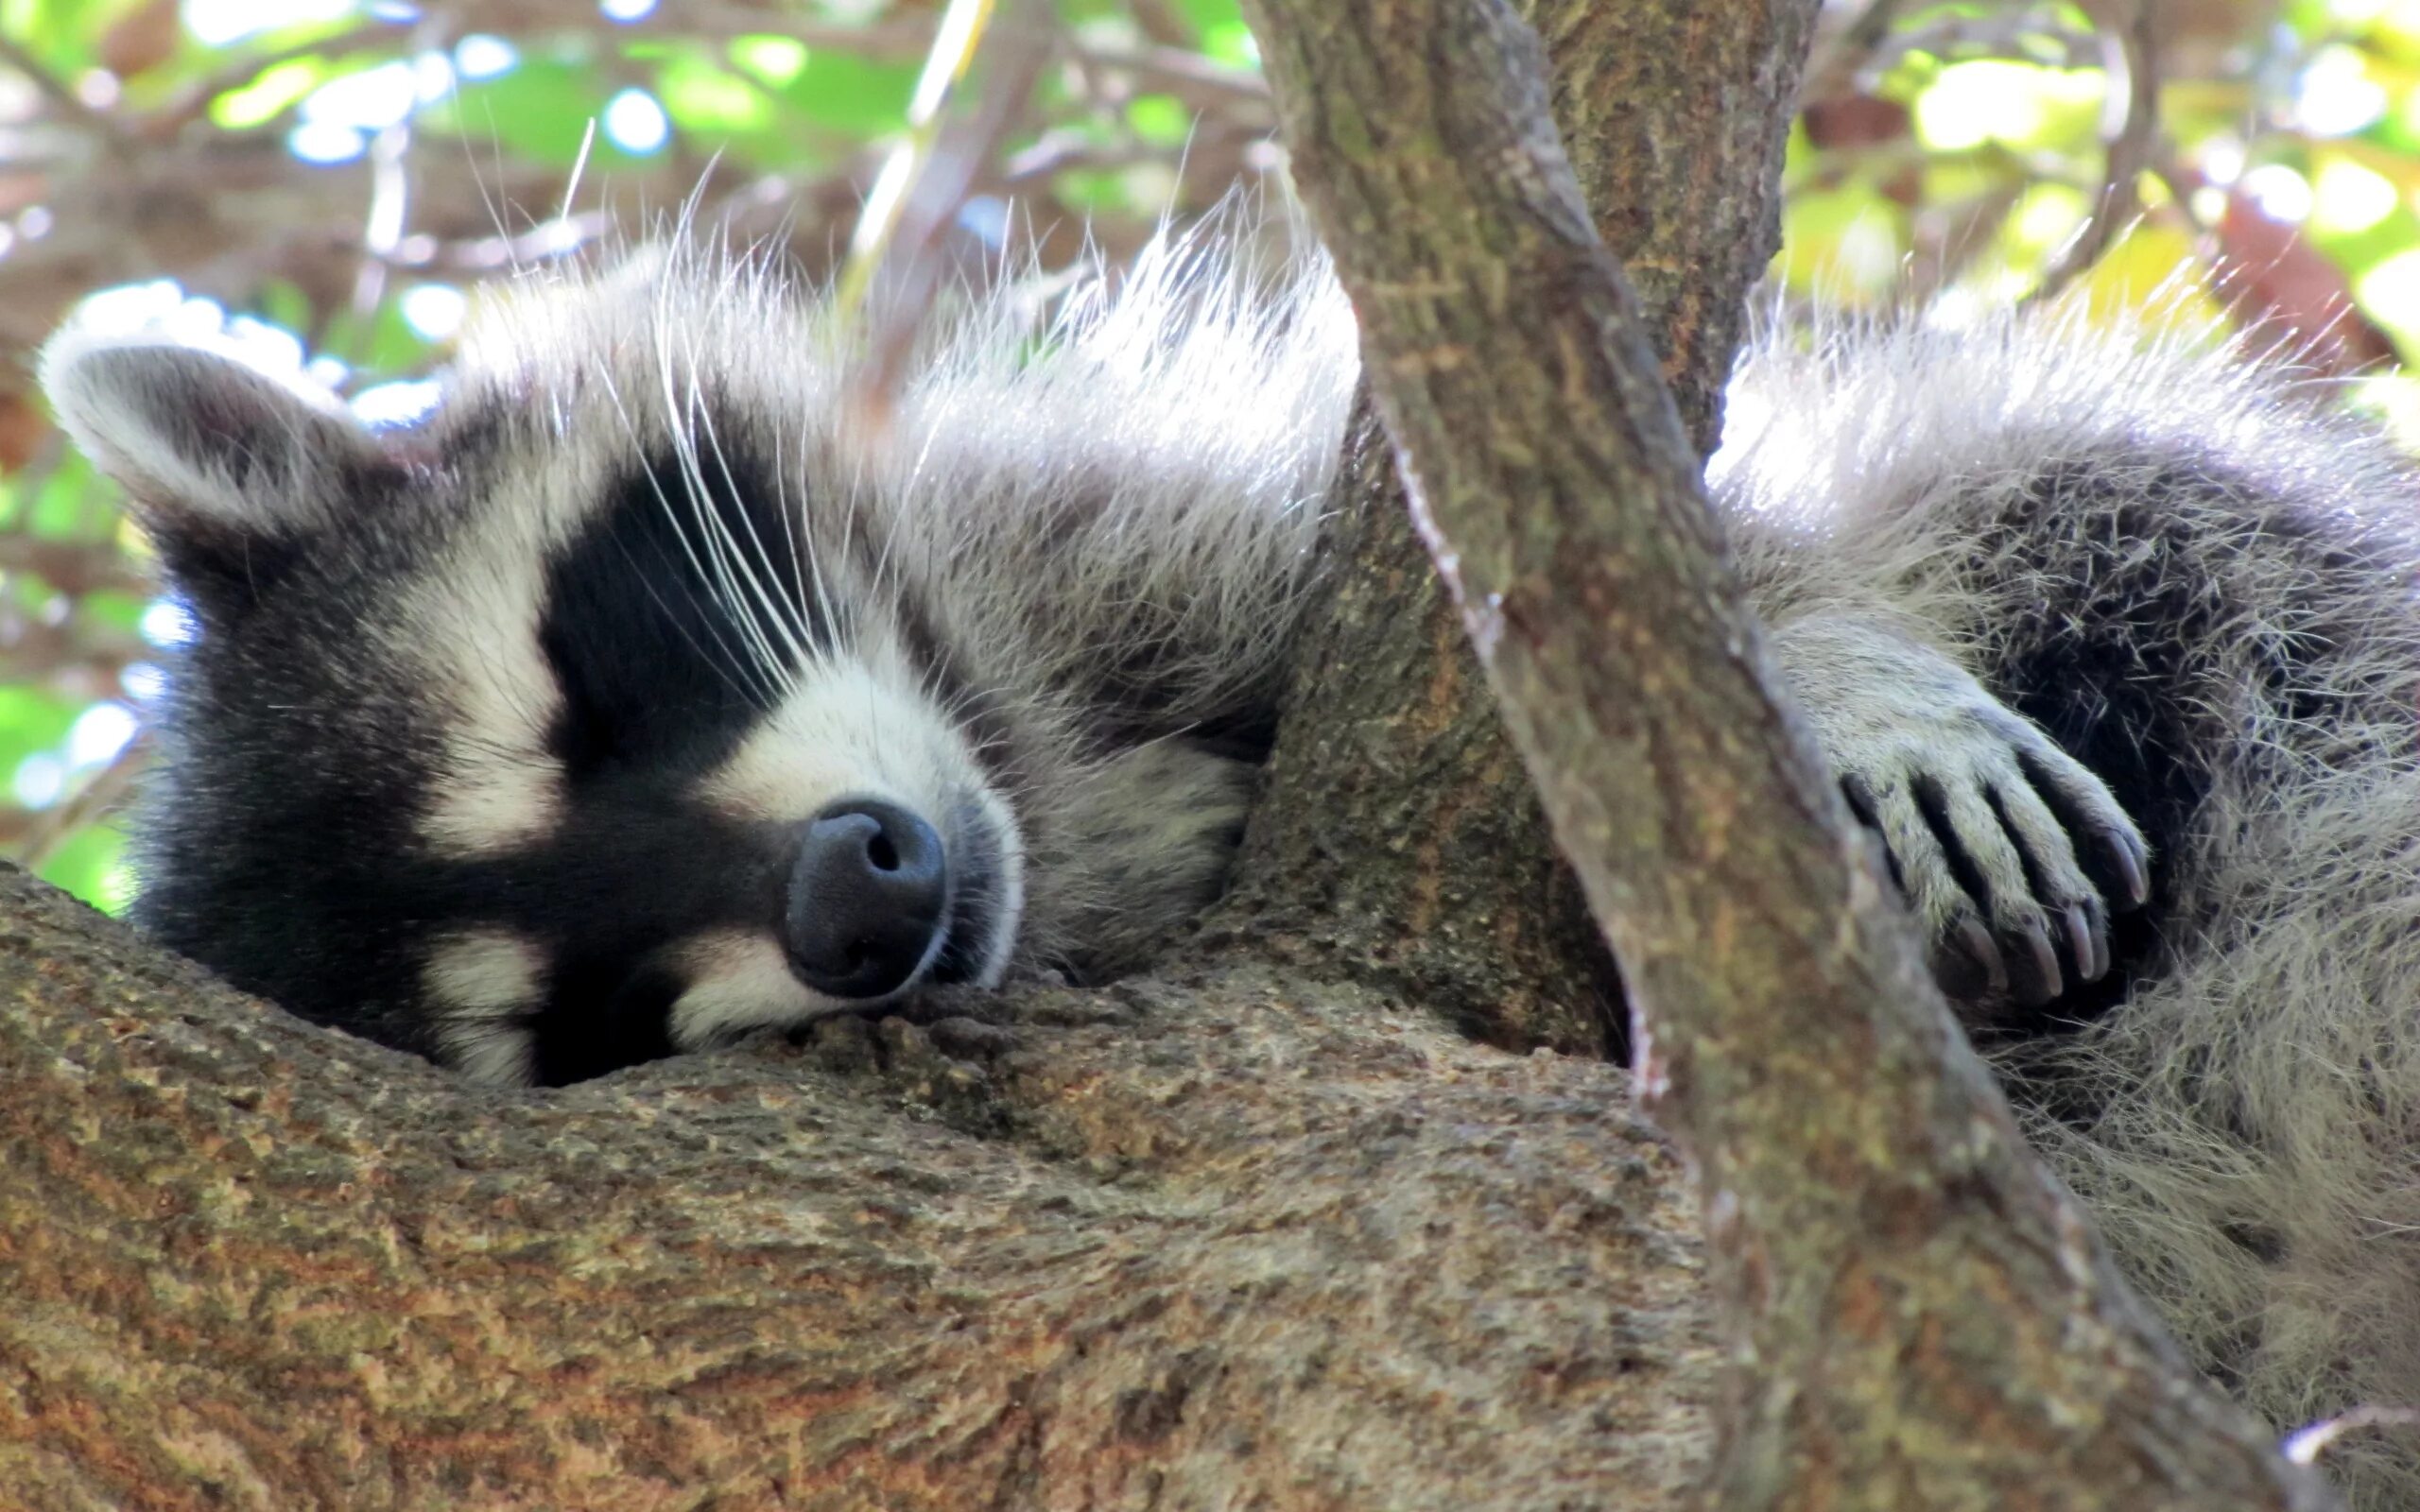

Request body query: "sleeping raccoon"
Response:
[41, 233, 1357, 1087]
[38, 221, 2420, 1504]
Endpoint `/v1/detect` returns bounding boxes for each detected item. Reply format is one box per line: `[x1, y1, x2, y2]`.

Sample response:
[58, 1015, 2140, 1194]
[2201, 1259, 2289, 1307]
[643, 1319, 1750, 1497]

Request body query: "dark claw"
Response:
[2011, 919, 2064, 1006]
[2063, 901, 2104, 982]
[1957, 916, 2006, 997]
[2102, 829, 2150, 909]
[1928, 916, 2007, 1001]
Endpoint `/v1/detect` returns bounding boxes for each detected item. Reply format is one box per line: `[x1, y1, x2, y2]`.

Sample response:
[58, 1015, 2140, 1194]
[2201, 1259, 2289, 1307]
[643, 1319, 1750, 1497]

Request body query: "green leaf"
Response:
[1199, 20, 1257, 69]
[659, 52, 773, 135]
[426, 56, 617, 169]
[211, 55, 327, 129]
[0, 686, 79, 762]
[1171, 0, 1246, 40]
[6, 0, 121, 61]
[730, 34, 807, 88]
[1126, 94, 1191, 146]
[38, 820, 130, 915]
[1057, 166, 1135, 214]
[30, 453, 101, 539]
[780, 50, 917, 136]
[256, 277, 314, 337]
[80, 589, 146, 633]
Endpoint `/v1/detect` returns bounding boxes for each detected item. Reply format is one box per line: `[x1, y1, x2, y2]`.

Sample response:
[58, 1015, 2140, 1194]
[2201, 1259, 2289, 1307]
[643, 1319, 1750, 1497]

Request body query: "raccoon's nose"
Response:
[785, 799, 949, 999]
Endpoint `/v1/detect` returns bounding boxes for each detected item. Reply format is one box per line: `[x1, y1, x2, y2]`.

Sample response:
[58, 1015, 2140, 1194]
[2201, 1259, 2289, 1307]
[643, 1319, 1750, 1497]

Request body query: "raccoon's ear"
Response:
[38, 330, 389, 601]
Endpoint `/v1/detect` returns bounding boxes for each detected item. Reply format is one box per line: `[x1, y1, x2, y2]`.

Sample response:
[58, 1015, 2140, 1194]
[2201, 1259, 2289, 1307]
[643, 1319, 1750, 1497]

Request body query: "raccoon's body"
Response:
[38, 225, 2420, 1503]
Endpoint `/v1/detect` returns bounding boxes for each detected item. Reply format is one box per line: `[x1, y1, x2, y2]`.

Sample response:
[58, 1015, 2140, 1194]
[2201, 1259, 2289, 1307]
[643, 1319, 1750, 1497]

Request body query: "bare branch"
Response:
[2030, 0, 2162, 303]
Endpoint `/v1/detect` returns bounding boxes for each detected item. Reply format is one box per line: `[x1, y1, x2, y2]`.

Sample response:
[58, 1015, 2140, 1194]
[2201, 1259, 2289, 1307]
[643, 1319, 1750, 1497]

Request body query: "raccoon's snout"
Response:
[785, 799, 951, 999]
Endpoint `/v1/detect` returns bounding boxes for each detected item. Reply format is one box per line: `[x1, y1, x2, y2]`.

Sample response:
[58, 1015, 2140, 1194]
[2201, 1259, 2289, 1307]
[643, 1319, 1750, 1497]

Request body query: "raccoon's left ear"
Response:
[38, 330, 393, 603]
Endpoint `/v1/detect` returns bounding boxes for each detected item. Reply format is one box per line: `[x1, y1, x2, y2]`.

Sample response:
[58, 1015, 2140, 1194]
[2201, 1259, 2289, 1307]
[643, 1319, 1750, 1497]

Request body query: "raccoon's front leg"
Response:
[1772, 614, 2152, 1009]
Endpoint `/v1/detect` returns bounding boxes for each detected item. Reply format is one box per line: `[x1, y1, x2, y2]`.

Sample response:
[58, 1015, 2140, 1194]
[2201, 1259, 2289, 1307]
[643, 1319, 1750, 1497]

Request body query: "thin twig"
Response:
[0, 33, 131, 152]
[15, 729, 148, 872]
[843, 0, 1060, 428]
[2283, 1406, 2420, 1468]
[2029, 0, 2160, 303]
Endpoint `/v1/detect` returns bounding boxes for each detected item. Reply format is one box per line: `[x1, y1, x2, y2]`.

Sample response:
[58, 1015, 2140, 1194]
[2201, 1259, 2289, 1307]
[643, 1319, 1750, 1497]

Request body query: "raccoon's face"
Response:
[41, 309, 1025, 1087]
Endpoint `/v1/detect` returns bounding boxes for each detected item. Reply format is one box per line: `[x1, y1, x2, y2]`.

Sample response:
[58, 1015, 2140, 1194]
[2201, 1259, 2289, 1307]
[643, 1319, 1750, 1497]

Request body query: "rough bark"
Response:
[1513, 0, 1800, 454]
[1220, 418, 1622, 1056]
[0, 867, 1722, 1508]
[1237, 0, 2334, 1507]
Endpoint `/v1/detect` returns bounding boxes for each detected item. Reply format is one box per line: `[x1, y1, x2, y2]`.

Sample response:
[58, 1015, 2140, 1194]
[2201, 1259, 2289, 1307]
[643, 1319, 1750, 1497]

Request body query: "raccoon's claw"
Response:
[1830, 693, 2148, 1012]
[1774, 616, 2151, 1011]
[2096, 822, 2152, 910]
[1937, 916, 2008, 999]
[2064, 901, 2104, 984]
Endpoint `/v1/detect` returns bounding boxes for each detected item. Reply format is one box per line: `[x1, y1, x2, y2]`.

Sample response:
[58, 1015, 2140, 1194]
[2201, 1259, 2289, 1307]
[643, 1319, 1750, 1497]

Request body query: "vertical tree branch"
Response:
[1222, 0, 1806, 1055]
[1238, 0, 2338, 1505]
[1514, 0, 1806, 450]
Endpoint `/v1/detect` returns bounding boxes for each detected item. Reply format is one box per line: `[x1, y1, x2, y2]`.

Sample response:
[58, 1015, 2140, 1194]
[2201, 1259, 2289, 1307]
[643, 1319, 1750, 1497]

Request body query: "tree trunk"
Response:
[1222, 0, 1806, 1057]
[1238, 0, 2334, 1506]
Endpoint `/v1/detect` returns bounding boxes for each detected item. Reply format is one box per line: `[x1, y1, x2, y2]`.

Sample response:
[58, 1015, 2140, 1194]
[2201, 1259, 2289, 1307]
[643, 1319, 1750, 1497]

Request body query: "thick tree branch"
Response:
[0, 872, 1732, 1504]
[1239, 0, 2336, 1505]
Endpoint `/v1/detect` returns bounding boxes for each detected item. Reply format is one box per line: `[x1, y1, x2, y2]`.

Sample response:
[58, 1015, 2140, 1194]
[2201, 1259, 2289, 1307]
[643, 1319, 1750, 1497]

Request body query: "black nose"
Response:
[785, 799, 948, 999]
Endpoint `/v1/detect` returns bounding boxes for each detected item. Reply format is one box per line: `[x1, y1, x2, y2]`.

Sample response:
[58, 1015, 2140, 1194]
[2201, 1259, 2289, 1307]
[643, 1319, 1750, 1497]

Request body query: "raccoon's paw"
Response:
[1827, 693, 2152, 1009]
[1774, 616, 2152, 1008]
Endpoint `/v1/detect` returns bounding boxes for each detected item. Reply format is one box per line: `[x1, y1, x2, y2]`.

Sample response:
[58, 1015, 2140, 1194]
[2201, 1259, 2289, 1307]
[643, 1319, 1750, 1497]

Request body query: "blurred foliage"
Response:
[0, 0, 2412, 915]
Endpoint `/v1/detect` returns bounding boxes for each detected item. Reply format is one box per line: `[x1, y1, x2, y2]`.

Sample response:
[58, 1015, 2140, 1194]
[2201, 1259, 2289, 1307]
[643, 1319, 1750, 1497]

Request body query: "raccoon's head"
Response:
[41, 271, 1027, 1086]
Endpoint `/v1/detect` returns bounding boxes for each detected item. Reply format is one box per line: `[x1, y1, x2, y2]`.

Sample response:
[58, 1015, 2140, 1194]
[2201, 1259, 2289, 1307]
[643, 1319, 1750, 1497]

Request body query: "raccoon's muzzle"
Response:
[785, 798, 951, 999]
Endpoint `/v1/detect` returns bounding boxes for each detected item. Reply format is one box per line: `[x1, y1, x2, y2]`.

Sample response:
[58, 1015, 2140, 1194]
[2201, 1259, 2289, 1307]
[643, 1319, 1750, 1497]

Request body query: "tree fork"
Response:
[1237, 0, 2335, 1505]
[1223, 0, 1811, 1057]
[0, 6, 1821, 1503]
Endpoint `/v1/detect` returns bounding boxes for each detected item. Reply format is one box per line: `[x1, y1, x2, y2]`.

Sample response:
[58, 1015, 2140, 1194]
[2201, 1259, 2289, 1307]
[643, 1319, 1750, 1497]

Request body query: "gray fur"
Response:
[41, 223, 2420, 1503]
[1720, 311, 2420, 1506]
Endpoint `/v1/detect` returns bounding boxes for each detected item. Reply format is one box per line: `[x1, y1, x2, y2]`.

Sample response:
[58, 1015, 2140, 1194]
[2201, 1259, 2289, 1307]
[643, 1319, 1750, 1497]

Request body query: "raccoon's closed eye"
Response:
[538, 447, 833, 777]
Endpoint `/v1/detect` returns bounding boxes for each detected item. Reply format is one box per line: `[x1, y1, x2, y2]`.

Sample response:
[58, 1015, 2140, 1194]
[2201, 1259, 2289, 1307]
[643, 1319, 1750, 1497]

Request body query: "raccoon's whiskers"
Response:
[672, 370, 799, 696]
[767, 426, 842, 696]
[683, 255, 832, 688]
[656, 346, 787, 702]
[592, 361, 779, 713]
